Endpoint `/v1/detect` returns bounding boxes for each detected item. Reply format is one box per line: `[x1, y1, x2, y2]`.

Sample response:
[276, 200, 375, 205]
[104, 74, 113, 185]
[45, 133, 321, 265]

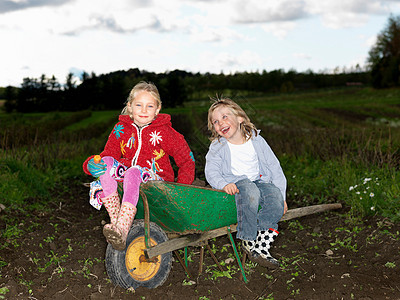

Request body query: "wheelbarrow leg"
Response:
[239, 252, 247, 281]
[199, 241, 223, 275]
[206, 244, 224, 272]
[184, 247, 189, 269]
[174, 250, 193, 279]
[140, 190, 151, 249]
[199, 246, 205, 275]
[227, 226, 248, 283]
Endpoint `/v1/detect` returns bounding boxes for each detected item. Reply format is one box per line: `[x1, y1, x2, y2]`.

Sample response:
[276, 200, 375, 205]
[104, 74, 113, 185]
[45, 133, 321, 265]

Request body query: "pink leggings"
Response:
[99, 157, 141, 206]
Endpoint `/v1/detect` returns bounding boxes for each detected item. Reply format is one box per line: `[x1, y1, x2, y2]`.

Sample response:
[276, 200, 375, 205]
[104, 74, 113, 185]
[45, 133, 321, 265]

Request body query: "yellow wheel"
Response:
[105, 220, 172, 289]
[125, 236, 161, 281]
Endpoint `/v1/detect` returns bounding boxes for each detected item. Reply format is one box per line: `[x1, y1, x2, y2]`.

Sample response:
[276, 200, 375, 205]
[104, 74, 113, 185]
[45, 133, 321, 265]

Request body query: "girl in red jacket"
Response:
[83, 81, 195, 251]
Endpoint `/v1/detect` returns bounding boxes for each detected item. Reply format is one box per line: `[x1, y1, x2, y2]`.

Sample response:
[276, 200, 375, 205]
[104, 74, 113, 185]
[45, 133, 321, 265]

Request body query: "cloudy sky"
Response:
[1, 0, 400, 87]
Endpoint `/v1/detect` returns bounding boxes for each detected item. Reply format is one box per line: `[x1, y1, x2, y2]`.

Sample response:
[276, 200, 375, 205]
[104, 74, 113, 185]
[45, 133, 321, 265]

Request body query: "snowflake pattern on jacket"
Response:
[83, 114, 195, 184]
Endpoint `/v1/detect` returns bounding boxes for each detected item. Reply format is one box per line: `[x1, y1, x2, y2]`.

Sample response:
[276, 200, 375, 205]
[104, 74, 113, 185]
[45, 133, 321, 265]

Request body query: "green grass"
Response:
[64, 110, 119, 131]
[0, 159, 52, 206]
[282, 155, 400, 221]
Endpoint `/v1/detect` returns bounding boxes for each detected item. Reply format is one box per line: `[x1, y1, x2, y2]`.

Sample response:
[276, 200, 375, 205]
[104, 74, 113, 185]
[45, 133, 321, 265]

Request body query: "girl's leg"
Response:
[255, 181, 284, 231]
[99, 156, 118, 198]
[253, 181, 284, 268]
[98, 156, 120, 225]
[121, 167, 142, 206]
[235, 178, 260, 241]
[103, 167, 141, 251]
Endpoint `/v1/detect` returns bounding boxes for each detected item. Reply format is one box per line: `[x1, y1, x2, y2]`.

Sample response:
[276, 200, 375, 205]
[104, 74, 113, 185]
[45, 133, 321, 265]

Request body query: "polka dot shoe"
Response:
[103, 201, 136, 251]
[241, 240, 260, 262]
[253, 229, 280, 268]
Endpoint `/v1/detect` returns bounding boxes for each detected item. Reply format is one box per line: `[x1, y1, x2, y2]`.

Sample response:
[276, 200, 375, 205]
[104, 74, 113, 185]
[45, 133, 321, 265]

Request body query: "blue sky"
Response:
[1, 0, 400, 87]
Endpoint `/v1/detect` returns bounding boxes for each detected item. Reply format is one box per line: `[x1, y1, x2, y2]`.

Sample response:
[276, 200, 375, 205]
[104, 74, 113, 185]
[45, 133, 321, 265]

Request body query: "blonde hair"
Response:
[121, 81, 162, 118]
[207, 96, 257, 142]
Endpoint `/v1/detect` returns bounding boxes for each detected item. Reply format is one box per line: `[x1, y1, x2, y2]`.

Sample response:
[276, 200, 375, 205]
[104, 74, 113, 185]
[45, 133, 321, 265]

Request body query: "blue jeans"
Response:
[235, 178, 284, 241]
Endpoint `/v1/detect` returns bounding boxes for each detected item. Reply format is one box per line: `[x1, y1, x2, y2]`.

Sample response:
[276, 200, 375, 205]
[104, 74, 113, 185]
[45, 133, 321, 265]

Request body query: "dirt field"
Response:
[1, 183, 400, 300]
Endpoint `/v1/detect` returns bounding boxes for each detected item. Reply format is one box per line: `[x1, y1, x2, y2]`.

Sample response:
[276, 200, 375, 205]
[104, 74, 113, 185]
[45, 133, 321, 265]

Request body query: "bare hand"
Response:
[283, 200, 288, 215]
[223, 183, 239, 195]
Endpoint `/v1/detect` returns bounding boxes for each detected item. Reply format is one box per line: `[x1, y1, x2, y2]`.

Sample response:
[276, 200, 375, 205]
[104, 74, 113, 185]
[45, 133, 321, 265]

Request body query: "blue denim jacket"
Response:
[205, 131, 287, 201]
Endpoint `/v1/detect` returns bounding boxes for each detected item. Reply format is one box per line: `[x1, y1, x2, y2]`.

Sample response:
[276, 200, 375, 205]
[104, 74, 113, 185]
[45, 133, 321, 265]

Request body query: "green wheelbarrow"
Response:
[104, 181, 342, 290]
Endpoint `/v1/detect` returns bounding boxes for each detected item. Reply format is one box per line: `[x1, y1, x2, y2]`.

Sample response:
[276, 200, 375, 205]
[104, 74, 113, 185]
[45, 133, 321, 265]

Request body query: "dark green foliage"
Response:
[159, 70, 188, 107]
[368, 15, 400, 88]
[3, 67, 371, 113]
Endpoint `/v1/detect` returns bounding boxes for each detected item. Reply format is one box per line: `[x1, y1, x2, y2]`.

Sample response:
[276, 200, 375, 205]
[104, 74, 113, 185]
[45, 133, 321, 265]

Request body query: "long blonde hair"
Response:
[121, 81, 162, 118]
[207, 96, 257, 142]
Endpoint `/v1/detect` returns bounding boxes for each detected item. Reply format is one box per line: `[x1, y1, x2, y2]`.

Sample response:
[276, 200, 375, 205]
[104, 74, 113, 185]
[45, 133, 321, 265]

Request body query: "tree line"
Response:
[2, 14, 399, 113]
[2, 68, 370, 113]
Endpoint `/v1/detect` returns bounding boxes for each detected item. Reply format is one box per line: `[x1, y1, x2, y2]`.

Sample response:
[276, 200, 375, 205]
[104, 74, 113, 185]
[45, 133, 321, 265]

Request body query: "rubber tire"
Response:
[105, 219, 172, 289]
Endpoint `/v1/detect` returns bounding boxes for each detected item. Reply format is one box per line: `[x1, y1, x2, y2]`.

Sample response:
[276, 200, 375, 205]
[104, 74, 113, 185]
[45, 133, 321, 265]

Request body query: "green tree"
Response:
[367, 15, 400, 88]
[3, 86, 19, 112]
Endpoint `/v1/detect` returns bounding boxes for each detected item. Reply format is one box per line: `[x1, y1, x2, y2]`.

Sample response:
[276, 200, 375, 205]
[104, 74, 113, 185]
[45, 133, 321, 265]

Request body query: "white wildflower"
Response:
[370, 193, 375, 197]
[371, 206, 375, 211]
[349, 186, 354, 191]
[363, 178, 372, 184]
[356, 191, 360, 195]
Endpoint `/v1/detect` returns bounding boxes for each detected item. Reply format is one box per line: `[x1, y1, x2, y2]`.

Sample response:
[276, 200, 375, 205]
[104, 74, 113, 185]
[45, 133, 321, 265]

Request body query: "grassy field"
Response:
[1, 87, 399, 221]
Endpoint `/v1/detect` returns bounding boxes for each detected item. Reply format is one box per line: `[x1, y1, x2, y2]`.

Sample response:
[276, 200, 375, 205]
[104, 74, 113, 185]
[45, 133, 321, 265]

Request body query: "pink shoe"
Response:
[103, 202, 137, 251]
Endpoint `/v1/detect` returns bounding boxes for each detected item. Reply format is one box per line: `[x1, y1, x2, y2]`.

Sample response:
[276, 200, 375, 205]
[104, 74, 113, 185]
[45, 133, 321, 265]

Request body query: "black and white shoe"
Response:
[241, 240, 260, 262]
[253, 229, 280, 268]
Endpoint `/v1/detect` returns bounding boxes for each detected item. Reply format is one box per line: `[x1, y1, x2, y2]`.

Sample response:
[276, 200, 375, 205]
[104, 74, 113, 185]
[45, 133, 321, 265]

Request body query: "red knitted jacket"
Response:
[83, 114, 195, 184]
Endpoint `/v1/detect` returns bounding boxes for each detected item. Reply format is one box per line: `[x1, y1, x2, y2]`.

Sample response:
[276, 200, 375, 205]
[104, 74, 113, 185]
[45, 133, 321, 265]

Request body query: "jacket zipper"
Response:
[131, 123, 148, 167]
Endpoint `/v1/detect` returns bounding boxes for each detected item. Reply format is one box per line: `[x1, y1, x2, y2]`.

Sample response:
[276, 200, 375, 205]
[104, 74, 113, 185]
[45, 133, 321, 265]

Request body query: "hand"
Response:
[283, 200, 288, 215]
[87, 157, 106, 177]
[223, 183, 239, 195]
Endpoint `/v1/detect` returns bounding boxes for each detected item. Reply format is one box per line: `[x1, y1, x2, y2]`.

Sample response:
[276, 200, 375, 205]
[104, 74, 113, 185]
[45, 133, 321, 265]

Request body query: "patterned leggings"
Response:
[89, 156, 162, 210]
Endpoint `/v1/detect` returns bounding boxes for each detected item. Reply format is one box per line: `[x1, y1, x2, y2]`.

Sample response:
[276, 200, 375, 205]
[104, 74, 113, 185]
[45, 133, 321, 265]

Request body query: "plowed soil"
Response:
[1, 183, 400, 300]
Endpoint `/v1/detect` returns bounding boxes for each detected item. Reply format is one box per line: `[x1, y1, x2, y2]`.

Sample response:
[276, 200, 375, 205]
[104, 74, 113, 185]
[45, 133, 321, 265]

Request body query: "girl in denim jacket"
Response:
[205, 97, 287, 268]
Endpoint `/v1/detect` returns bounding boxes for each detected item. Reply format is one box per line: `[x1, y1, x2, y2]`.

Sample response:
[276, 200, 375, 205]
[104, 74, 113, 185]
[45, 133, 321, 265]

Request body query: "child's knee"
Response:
[125, 167, 141, 181]
[102, 156, 114, 168]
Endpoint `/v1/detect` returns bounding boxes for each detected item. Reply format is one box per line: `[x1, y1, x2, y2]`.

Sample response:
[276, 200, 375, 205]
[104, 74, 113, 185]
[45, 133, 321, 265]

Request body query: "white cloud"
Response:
[261, 22, 297, 39]
[0, 0, 400, 86]
[190, 26, 244, 43]
[306, 0, 391, 28]
[0, 0, 72, 14]
[231, 0, 308, 23]
[293, 53, 312, 60]
[196, 50, 263, 74]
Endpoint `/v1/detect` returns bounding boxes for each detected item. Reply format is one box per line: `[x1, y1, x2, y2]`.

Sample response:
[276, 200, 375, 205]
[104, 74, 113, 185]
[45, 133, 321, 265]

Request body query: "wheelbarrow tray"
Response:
[134, 181, 236, 234]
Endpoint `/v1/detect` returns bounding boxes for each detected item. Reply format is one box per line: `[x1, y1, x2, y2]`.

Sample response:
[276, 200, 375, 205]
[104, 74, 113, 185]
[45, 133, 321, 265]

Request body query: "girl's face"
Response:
[128, 91, 160, 127]
[211, 106, 244, 144]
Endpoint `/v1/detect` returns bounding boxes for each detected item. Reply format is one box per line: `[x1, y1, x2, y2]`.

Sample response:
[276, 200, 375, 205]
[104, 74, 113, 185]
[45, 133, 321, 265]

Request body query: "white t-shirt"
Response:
[228, 139, 260, 181]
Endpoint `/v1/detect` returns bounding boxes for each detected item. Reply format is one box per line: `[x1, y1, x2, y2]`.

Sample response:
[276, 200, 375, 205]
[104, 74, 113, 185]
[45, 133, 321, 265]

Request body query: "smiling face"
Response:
[211, 105, 244, 144]
[128, 91, 160, 127]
